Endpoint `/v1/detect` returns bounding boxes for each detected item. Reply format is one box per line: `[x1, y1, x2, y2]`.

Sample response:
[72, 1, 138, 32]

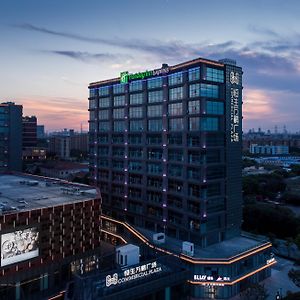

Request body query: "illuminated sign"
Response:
[106, 261, 162, 287]
[193, 275, 231, 282]
[1, 227, 39, 267]
[230, 87, 240, 142]
[230, 71, 239, 85]
[120, 67, 169, 83]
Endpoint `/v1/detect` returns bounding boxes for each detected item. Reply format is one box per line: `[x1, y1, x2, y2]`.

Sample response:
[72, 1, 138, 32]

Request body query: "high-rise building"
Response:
[89, 57, 243, 246]
[37, 125, 45, 139]
[0, 102, 23, 172]
[22, 116, 37, 149]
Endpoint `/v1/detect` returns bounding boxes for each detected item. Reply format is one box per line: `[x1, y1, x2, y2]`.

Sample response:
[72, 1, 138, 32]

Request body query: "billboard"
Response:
[1, 227, 39, 267]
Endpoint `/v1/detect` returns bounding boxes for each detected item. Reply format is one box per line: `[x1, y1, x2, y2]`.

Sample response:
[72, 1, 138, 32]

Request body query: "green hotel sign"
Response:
[120, 67, 169, 84]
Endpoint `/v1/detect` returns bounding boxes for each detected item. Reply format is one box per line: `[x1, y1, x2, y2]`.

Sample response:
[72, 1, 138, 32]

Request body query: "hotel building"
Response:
[89, 57, 242, 246]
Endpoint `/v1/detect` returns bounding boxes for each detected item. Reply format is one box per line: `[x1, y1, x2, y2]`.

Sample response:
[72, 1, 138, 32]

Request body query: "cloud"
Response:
[15, 96, 88, 131]
[46, 50, 119, 62]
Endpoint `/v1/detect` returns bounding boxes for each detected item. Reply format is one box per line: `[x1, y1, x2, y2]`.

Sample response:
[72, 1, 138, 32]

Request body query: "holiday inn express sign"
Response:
[120, 66, 170, 83]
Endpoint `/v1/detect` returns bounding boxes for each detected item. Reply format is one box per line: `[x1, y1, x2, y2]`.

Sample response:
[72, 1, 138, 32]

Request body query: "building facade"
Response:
[0, 174, 101, 300]
[89, 57, 243, 247]
[249, 144, 289, 155]
[0, 102, 23, 172]
[22, 116, 37, 149]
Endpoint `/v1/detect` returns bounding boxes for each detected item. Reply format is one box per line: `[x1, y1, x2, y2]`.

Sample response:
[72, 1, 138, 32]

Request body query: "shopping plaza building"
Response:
[88, 57, 276, 299]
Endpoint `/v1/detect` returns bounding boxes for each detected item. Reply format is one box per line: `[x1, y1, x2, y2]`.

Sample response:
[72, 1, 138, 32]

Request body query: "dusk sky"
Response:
[1, 0, 300, 132]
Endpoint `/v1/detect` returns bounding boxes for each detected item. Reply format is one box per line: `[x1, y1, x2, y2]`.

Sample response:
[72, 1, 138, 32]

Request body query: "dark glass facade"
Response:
[89, 57, 243, 247]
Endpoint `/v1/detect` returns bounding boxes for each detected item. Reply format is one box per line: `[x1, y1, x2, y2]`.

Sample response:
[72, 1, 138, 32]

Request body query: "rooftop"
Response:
[138, 227, 269, 260]
[0, 174, 97, 215]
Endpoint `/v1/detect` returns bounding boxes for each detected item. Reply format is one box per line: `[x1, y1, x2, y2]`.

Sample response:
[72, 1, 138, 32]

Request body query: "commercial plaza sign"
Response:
[120, 67, 170, 83]
[105, 261, 162, 287]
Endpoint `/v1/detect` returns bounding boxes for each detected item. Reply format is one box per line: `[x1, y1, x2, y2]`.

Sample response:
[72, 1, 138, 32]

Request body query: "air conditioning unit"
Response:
[153, 232, 165, 244]
[182, 241, 194, 256]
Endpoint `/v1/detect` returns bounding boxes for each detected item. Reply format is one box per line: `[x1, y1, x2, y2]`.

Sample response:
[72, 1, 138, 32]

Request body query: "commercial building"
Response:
[37, 125, 45, 139]
[0, 173, 102, 300]
[249, 144, 289, 155]
[22, 116, 37, 149]
[0, 102, 23, 172]
[87, 57, 275, 299]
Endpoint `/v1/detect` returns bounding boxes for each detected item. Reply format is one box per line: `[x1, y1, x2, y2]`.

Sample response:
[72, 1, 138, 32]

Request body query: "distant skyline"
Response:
[1, 0, 300, 131]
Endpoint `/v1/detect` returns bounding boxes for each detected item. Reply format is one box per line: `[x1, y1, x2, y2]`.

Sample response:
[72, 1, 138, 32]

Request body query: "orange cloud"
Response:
[13, 96, 88, 132]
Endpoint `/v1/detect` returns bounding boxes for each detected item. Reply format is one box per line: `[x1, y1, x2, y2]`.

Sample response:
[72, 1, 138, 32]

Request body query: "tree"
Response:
[295, 234, 300, 251]
[285, 237, 294, 258]
[240, 283, 269, 300]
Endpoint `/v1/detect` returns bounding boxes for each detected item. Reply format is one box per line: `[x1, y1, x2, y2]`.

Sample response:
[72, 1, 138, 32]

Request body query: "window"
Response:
[147, 192, 162, 203]
[129, 134, 142, 144]
[113, 120, 125, 132]
[168, 72, 183, 86]
[168, 134, 182, 145]
[99, 121, 110, 131]
[113, 84, 126, 94]
[99, 147, 108, 156]
[206, 67, 224, 83]
[112, 134, 124, 144]
[169, 118, 183, 131]
[188, 100, 200, 114]
[200, 84, 219, 98]
[112, 160, 124, 170]
[188, 151, 204, 164]
[188, 135, 201, 147]
[89, 88, 98, 98]
[129, 80, 143, 92]
[130, 93, 143, 105]
[169, 87, 183, 101]
[189, 117, 200, 131]
[99, 159, 108, 167]
[168, 180, 183, 193]
[147, 77, 163, 89]
[147, 134, 162, 145]
[89, 99, 97, 109]
[147, 105, 162, 117]
[201, 117, 219, 131]
[148, 119, 163, 131]
[207, 150, 220, 163]
[129, 106, 143, 118]
[187, 168, 201, 180]
[129, 161, 142, 171]
[99, 97, 110, 108]
[168, 164, 182, 177]
[129, 174, 142, 185]
[206, 101, 224, 115]
[206, 133, 224, 146]
[168, 149, 183, 162]
[148, 149, 162, 160]
[189, 83, 200, 98]
[148, 90, 163, 103]
[99, 109, 109, 120]
[112, 147, 124, 157]
[168, 103, 182, 116]
[113, 108, 124, 119]
[112, 172, 124, 182]
[113, 95, 125, 107]
[99, 86, 109, 96]
[188, 67, 200, 81]
[129, 148, 143, 158]
[99, 134, 109, 143]
[130, 120, 143, 131]
[188, 184, 201, 198]
[147, 177, 162, 188]
[147, 163, 162, 174]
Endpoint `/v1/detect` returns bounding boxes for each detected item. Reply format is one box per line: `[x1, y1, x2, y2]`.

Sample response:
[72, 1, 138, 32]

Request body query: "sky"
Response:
[1, 0, 300, 132]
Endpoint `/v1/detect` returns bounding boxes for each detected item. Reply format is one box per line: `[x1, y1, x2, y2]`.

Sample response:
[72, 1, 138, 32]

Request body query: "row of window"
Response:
[90, 84, 220, 108]
[96, 117, 219, 132]
[96, 100, 223, 119]
[89, 66, 224, 97]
